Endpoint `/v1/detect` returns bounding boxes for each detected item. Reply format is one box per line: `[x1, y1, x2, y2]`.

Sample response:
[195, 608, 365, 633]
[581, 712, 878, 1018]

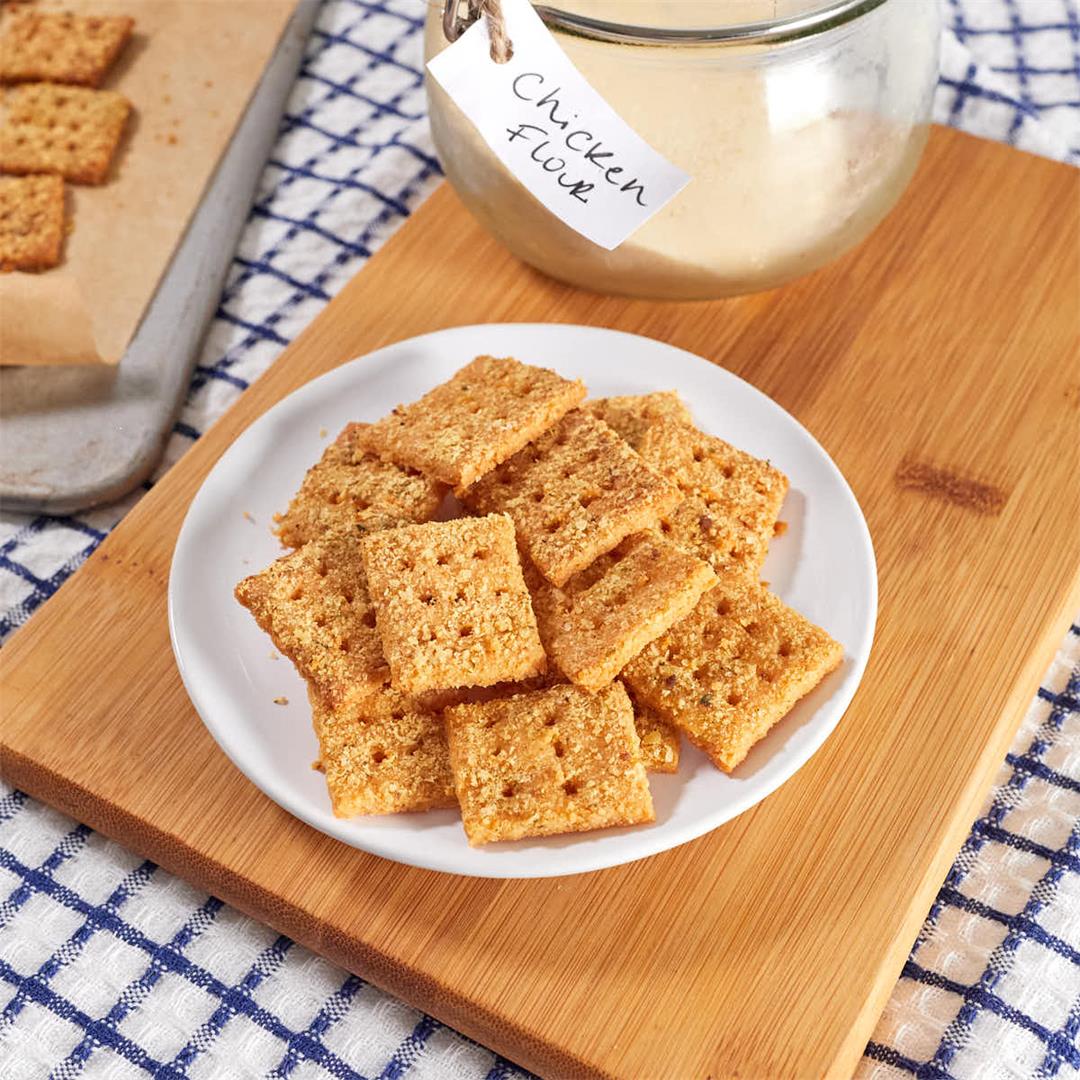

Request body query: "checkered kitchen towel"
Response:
[2, 2, 1079, 1076]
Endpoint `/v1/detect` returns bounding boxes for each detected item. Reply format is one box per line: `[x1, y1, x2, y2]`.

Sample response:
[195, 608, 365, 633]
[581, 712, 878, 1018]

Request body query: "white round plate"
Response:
[169, 324, 876, 878]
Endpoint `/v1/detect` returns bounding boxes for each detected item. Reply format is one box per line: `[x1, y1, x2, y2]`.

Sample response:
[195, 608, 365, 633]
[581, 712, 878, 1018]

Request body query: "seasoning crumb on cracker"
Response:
[462, 411, 681, 587]
[638, 419, 788, 579]
[623, 578, 842, 772]
[0, 11, 134, 87]
[445, 682, 654, 845]
[529, 532, 716, 690]
[0, 82, 131, 185]
[357, 356, 586, 489]
[360, 513, 546, 695]
[585, 391, 693, 450]
[235, 530, 389, 707]
[631, 696, 681, 773]
[0, 172, 63, 271]
[275, 422, 446, 549]
[310, 685, 457, 816]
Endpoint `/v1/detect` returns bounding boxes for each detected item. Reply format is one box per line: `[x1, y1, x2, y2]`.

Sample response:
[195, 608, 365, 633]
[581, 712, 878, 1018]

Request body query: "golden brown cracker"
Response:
[235, 531, 388, 706]
[0, 11, 133, 87]
[0, 82, 130, 184]
[529, 533, 716, 691]
[0, 171, 62, 270]
[444, 682, 654, 845]
[310, 686, 457, 816]
[462, 411, 680, 587]
[585, 391, 692, 450]
[633, 700, 680, 773]
[639, 420, 789, 579]
[357, 356, 585, 488]
[622, 579, 842, 773]
[360, 513, 546, 695]
[275, 423, 446, 549]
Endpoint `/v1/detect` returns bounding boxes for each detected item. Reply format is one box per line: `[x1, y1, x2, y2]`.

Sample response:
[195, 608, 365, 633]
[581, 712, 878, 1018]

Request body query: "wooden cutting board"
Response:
[2, 128, 1078, 1079]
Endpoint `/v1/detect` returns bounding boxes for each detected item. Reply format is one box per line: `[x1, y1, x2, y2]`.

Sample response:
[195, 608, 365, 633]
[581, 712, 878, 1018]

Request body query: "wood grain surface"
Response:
[3, 128, 1079, 1079]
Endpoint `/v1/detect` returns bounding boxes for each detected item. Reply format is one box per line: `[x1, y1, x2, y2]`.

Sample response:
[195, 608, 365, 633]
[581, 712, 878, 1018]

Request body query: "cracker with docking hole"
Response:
[632, 700, 681, 773]
[360, 513, 546, 695]
[461, 411, 681, 587]
[622, 578, 842, 773]
[528, 532, 717, 691]
[235, 531, 388, 706]
[585, 391, 693, 450]
[0, 11, 134, 87]
[275, 422, 447, 549]
[309, 685, 457, 816]
[444, 682, 654, 845]
[0, 172, 63, 270]
[356, 356, 586, 489]
[0, 83, 130, 184]
[638, 419, 789, 579]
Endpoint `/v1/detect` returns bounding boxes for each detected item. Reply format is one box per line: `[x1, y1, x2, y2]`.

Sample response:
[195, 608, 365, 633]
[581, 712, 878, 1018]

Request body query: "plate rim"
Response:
[168, 322, 878, 878]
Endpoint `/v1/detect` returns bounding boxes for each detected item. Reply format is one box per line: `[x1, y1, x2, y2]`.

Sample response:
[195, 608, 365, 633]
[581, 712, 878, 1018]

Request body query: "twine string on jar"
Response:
[442, 0, 514, 63]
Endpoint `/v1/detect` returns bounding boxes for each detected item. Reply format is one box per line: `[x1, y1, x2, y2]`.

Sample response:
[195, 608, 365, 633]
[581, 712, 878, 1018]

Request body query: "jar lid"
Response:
[534, 0, 888, 45]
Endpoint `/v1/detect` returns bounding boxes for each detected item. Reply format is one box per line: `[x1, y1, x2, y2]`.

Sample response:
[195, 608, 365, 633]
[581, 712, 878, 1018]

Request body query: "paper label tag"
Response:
[426, 0, 691, 251]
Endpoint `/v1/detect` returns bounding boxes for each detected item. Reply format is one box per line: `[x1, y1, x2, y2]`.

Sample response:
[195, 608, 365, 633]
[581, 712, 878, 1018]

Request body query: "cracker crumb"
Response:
[273, 696, 288, 706]
[242, 511, 255, 523]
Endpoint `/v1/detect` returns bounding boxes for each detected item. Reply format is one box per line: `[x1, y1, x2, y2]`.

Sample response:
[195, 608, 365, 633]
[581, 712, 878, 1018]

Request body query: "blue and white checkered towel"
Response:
[2, 2, 1079, 1076]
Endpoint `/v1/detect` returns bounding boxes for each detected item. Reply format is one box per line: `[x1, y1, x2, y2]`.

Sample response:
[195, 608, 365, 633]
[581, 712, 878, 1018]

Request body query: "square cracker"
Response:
[529, 532, 716, 691]
[638, 420, 788, 579]
[310, 686, 456, 816]
[0, 83, 131, 184]
[0, 173, 63, 270]
[444, 682, 654, 845]
[235, 531, 388, 706]
[585, 391, 692, 450]
[462, 411, 681, 587]
[360, 513, 546, 695]
[357, 356, 585, 489]
[632, 700, 680, 773]
[275, 423, 447, 549]
[0, 12, 134, 87]
[622, 578, 842, 773]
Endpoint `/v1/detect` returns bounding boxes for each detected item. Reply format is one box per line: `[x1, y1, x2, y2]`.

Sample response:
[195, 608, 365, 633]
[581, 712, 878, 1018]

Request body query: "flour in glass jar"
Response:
[424, 0, 940, 299]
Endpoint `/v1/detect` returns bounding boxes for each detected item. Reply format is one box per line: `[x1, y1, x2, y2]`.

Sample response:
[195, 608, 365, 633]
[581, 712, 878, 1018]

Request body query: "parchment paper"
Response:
[0, 0, 298, 365]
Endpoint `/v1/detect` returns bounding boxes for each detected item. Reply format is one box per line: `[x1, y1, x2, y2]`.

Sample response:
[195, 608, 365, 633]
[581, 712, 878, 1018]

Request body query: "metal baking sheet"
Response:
[0, 0, 319, 515]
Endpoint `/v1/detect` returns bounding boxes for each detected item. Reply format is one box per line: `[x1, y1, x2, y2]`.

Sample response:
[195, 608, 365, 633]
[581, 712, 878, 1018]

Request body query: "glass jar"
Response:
[424, 0, 940, 300]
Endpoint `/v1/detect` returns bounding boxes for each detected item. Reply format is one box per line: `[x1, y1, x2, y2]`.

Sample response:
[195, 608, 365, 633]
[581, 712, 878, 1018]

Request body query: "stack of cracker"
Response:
[237, 356, 842, 846]
[0, 9, 134, 271]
